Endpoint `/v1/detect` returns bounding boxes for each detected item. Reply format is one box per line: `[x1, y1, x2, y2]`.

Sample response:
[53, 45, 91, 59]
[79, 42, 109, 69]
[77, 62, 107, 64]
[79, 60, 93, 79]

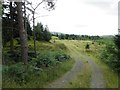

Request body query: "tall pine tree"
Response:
[16, 2, 28, 64]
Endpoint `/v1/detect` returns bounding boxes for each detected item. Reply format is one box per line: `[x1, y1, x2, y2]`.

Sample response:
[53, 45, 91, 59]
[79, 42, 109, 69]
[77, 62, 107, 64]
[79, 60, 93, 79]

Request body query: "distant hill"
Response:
[100, 35, 115, 38]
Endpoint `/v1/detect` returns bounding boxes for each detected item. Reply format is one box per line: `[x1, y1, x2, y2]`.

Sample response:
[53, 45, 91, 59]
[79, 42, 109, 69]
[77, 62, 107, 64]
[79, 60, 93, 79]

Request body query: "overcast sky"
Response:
[28, 0, 119, 35]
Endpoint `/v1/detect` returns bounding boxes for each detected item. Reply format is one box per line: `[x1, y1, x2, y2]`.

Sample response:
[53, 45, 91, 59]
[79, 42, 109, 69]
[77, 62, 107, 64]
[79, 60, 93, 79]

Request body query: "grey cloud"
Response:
[107, 7, 117, 16]
[86, 1, 112, 9]
[82, 0, 118, 16]
[79, 0, 114, 9]
[75, 24, 88, 28]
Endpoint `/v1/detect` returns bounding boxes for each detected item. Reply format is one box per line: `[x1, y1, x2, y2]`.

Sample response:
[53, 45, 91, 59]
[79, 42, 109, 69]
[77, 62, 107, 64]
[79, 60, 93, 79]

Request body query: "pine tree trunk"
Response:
[10, 2, 14, 53]
[16, 2, 28, 64]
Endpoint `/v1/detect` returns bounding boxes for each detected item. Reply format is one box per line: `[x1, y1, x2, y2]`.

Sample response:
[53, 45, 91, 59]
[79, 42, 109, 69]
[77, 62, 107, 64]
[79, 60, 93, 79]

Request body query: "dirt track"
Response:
[84, 56, 105, 88]
[47, 40, 105, 88]
[47, 59, 83, 88]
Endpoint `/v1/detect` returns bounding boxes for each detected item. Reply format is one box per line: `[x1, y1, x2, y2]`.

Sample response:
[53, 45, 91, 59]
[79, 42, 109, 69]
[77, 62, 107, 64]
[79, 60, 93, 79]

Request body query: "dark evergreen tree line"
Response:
[52, 33, 101, 40]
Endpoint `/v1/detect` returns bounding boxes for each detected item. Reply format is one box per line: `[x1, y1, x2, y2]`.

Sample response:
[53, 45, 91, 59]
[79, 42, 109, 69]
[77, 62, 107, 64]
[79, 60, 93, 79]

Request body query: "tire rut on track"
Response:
[84, 56, 105, 88]
[47, 59, 83, 88]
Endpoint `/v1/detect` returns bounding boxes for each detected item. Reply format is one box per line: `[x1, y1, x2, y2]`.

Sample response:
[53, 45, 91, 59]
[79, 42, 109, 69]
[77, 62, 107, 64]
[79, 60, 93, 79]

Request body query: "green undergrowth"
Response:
[3, 39, 68, 65]
[2, 50, 74, 88]
[3, 58, 74, 88]
[2, 39, 74, 88]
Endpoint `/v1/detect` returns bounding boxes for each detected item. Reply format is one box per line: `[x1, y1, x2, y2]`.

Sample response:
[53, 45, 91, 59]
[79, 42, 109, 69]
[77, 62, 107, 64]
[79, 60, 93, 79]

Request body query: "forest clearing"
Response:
[1, 0, 120, 89]
[2, 38, 119, 88]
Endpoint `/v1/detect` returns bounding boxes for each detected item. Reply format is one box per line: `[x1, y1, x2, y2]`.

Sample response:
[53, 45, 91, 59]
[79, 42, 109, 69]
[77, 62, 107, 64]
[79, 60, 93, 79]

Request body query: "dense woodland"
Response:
[1, 0, 120, 88]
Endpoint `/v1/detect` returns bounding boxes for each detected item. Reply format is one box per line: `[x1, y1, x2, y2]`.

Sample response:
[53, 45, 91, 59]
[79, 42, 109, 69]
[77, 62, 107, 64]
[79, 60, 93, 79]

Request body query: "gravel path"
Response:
[89, 60, 105, 88]
[84, 56, 105, 88]
[47, 55, 105, 88]
[47, 59, 83, 88]
[47, 41, 105, 88]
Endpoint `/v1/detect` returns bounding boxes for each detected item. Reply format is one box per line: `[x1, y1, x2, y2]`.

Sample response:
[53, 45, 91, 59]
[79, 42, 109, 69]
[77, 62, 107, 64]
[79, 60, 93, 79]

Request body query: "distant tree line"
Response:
[52, 33, 101, 40]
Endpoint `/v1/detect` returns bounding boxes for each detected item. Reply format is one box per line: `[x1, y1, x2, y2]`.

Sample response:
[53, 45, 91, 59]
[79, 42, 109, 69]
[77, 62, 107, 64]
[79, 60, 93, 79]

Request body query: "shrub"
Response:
[3, 51, 70, 86]
[3, 64, 27, 84]
[54, 51, 70, 62]
[85, 43, 90, 49]
[100, 41, 119, 71]
[34, 52, 55, 67]
[31, 51, 70, 68]
[3, 63, 36, 85]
